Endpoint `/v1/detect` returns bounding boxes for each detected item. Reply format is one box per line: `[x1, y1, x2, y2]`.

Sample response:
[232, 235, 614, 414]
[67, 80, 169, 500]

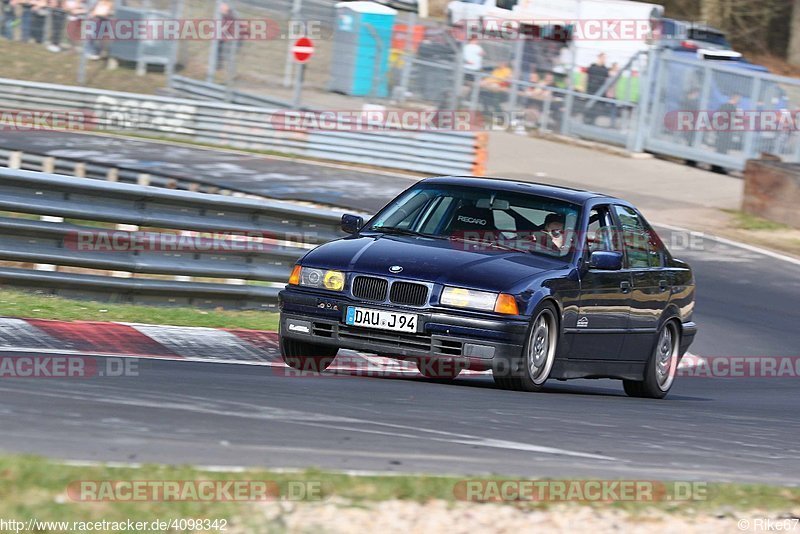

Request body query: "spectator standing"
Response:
[583, 52, 609, 124]
[86, 0, 112, 59]
[217, 2, 239, 70]
[12, 0, 33, 42]
[462, 36, 484, 83]
[715, 93, 741, 156]
[63, 0, 85, 49]
[47, 0, 68, 52]
[29, 0, 47, 44]
[1, 0, 15, 39]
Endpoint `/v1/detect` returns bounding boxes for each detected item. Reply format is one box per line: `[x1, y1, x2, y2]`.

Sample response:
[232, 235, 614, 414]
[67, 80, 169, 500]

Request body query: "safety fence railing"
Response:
[0, 168, 344, 309]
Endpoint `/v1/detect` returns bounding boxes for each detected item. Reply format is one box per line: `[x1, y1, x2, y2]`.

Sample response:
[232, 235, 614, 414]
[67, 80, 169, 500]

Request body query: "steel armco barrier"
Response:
[0, 168, 344, 309]
[0, 78, 487, 176]
[0, 148, 239, 196]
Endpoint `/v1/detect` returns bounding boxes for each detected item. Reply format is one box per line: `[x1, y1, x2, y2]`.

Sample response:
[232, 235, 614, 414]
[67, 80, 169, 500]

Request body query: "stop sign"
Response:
[292, 37, 314, 64]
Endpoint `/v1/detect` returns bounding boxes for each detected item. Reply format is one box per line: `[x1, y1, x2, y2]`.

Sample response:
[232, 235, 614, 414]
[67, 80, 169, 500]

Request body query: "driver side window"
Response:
[586, 206, 621, 255]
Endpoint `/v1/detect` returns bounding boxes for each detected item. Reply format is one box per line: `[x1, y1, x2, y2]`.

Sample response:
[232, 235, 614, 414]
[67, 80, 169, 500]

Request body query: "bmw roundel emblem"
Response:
[389, 265, 403, 274]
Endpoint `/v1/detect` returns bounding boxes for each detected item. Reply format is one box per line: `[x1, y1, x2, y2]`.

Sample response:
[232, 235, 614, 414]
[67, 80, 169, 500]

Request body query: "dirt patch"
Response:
[249, 499, 798, 534]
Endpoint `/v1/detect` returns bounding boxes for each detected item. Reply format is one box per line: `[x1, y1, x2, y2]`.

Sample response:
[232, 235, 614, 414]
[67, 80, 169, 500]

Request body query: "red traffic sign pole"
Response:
[292, 37, 314, 64]
[291, 37, 314, 109]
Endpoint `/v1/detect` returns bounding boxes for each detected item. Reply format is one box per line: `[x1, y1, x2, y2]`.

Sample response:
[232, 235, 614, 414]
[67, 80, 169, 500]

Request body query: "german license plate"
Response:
[345, 307, 418, 333]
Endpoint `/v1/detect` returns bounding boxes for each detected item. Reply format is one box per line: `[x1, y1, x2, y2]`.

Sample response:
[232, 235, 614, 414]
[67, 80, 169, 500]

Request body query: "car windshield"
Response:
[688, 28, 731, 48]
[364, 184, 581, 259]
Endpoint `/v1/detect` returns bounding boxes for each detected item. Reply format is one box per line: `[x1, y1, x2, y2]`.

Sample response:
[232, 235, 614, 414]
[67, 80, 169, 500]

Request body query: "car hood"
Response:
[301, 235, 567, 292]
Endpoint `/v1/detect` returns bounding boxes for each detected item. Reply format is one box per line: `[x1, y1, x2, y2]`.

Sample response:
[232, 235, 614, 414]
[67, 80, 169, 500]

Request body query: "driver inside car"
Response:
[542, 213, 567, 252]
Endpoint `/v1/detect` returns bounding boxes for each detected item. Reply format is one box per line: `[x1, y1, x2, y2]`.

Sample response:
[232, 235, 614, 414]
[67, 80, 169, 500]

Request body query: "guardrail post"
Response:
[742, 77, 763, 160]
[42, 157, 55, 173]
[540, 96, 552, 134]
[629, 49, 656, 153]
[35, 216, 61, 273]
[74, 162, 86, 178]
[113, 223, 137, 278]
[397, 12, 417, 104]
[8, 151, 22, 169]
[137, 174, 151, 186]
[106, 168, 119, 182]
[506, 37, 525, 127]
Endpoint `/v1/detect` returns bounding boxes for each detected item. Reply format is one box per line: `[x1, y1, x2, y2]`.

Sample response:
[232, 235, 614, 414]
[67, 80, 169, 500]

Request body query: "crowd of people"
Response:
[459, 37, 624, 130]
[0, 0, 113, 58]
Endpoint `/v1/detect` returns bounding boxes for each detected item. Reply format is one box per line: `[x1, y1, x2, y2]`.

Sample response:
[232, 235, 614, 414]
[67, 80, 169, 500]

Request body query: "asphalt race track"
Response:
[0, 131, 798, 484]
[0, 231, 798, 485]
[0, 131, 411, 212]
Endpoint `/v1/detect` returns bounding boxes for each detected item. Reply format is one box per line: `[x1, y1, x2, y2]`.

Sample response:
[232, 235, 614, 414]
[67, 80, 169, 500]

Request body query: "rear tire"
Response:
[493, 303, 558, 392]
[280, 336, 338, 373]
[623, 321, 680, 399]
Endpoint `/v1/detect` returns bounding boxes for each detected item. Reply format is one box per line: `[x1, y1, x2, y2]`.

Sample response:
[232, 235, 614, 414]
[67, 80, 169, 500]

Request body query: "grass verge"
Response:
[716, 210, 800, 258]
[724, 210, 791, 231]
[0, 40, 165, 94]
[0, 454, 798, 532]
[0, 288, 279, 330]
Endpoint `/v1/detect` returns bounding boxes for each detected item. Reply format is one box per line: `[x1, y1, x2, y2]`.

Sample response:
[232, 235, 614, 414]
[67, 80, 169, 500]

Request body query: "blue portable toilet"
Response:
[329, 1, 397, 97]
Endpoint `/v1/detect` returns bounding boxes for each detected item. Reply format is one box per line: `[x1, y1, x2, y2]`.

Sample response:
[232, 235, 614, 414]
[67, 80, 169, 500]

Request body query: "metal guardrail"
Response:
[0, 168, 344, 309]
[0, 149, 239, 196]
[0, 78, 486, 176]
[171, 76, 296, 110]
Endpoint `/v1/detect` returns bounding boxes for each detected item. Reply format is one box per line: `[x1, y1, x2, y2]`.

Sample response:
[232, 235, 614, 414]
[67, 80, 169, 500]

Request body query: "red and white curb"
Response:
[0, 317, 703, 376]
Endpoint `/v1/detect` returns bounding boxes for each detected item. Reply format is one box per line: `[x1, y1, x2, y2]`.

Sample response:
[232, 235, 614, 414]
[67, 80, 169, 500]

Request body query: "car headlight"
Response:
[288, 266, 345, 291]
[441, 286, 519, 314]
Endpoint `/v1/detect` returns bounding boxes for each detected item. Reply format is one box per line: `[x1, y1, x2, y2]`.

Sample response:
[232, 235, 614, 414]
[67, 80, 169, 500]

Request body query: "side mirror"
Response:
[341, 214, 364, 234]
[589, 251, 624, 271]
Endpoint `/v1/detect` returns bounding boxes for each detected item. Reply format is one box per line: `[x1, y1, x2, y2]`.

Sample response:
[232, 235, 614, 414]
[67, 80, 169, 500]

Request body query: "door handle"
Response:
[659, 279, 669, 292]
[620, 281, 631, 293]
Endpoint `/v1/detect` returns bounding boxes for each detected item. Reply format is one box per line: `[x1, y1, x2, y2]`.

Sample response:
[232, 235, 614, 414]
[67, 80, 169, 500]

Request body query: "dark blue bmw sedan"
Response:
[279, 177, 697, 398]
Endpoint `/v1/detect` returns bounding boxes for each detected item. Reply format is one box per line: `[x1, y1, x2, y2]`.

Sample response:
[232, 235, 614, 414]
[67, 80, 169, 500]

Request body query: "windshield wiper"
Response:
[448, 234, 529, 253]
[368, 226, 438, 238]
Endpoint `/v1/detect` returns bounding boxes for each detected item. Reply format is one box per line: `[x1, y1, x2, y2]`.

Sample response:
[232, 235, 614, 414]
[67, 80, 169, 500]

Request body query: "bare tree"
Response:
[789, 0, 800, 64]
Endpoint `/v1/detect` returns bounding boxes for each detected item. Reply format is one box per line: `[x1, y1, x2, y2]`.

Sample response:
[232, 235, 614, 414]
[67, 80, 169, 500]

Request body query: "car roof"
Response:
[421, 176, 621, 205]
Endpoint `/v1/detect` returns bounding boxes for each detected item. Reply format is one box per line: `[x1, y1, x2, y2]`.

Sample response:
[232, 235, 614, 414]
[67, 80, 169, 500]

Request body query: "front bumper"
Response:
[279, 287, 528, 370]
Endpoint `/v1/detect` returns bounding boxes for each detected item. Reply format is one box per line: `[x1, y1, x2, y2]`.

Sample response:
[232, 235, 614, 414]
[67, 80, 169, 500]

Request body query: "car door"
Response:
[571, 205, 631, 361]
[612, 205, 671, 361]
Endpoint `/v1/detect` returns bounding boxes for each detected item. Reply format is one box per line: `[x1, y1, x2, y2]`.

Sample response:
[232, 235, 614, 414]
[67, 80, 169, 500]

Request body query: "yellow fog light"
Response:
[323, 270, 345, 291]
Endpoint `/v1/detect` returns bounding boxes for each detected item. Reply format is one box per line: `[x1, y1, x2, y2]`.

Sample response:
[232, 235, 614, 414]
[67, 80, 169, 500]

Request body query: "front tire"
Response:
[623, 321, 680, 399]
[493, 303, 558, 392]
[280, 336, 338, 373]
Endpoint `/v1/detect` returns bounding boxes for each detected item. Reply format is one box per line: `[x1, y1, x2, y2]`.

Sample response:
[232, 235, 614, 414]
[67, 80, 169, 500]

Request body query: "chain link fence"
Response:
[4, 2, 800, 173]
